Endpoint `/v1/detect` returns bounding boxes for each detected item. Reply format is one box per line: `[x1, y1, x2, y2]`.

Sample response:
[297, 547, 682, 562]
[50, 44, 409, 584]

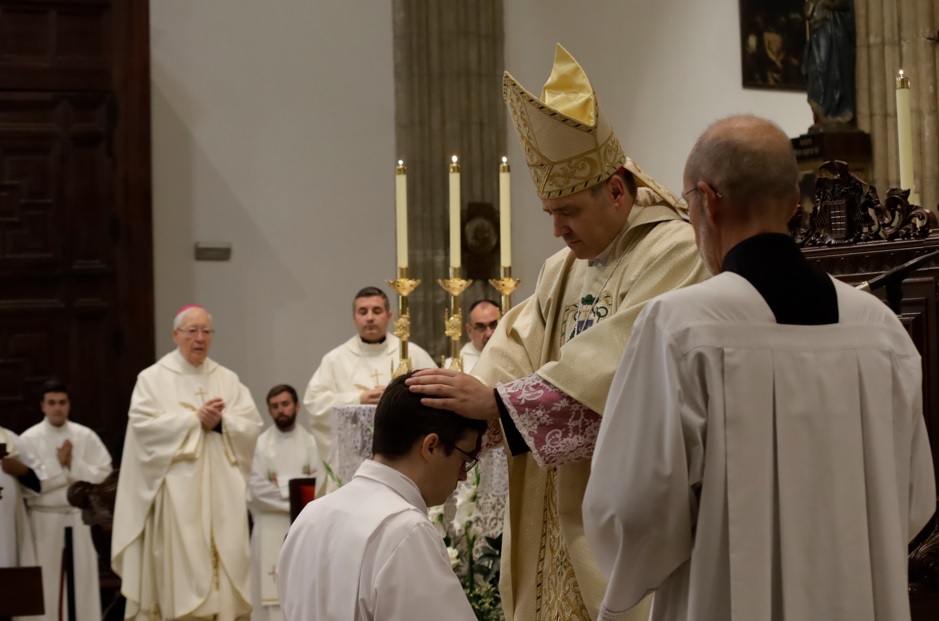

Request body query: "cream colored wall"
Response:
[151, 0, 812, 409]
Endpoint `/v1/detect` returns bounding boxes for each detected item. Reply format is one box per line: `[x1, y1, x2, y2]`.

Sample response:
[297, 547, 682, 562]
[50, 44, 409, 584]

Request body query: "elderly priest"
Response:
[112, 305, 263, 621]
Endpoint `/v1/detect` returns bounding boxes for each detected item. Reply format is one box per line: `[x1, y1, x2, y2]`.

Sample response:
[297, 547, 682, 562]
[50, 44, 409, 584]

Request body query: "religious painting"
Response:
[739, 0, 808, 91]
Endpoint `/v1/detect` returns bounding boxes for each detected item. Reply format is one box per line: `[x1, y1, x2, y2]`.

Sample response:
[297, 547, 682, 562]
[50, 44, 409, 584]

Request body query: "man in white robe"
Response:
[22, 380, 113, 621]
[304, 286, 436, 486]
[247, 384, 318, 621]
[0, 426, 44, 569]
[583, 115, 938, 621]
[408, 45, 708, 621]
[444, 299, 501, 372]
[112, 305, 263, 621]
[277, 374, 487, 621]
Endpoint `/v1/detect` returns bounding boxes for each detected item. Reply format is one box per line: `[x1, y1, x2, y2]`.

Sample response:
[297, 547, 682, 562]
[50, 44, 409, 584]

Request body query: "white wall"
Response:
[504, 0, 813, 294]
[150, 0, 812, 413]
[151, 0, 396, 419]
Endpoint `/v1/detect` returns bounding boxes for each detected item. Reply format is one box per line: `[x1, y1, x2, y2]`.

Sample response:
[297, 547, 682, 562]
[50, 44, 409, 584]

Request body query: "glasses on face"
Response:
[471, 320, 499, 333]
[178, 327, 214, 337]
[449, 444, 479, 473]
[681, 184, 723, 201]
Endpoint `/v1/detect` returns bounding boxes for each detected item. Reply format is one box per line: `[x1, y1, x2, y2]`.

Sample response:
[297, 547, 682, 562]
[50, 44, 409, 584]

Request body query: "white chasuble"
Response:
[472, 197, 709, 621]
[585, 273, 937, 621]
[0, 426, 43, 569]
[247, 426, 318, 621]
[303, 334, 436, 475]
[112, 351, 263, 621]
[22, 419, 112, 621]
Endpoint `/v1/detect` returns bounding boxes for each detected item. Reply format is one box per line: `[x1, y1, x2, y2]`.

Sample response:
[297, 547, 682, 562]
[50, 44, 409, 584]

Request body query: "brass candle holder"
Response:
[489, 265, 521, 313]
[437, 266, 473, 370]
[386, 266, 421, 377]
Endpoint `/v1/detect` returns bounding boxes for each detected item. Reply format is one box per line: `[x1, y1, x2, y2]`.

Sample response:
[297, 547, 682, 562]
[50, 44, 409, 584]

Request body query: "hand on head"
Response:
[406, 369, 500, 420]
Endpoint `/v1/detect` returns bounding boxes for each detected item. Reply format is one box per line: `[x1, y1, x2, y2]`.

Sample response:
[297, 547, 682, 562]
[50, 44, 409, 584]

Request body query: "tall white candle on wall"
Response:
[895, 69, 920, 204]
[499, 157, 511, 267]
[449, 155, 461, 268]
[395, 160, 408, 269]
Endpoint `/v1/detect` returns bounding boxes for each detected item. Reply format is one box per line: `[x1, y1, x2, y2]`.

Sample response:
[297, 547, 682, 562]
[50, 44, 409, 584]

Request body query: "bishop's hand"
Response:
[198, 397, 225, 430]
[406, 369, 499, 420]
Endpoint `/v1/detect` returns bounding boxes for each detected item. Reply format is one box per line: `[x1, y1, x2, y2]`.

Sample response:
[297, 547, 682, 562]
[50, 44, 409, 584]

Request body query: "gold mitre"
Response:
[503, 44, 678, 207]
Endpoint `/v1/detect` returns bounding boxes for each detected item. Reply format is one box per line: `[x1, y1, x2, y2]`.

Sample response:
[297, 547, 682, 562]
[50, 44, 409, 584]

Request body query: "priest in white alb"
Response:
[584, 115, 938, 620]
[22, 379, 113, 621]
[0, 425, 44, 569]
[304, 286, 436, 488]
[112, 305, 263, 621]
[247, 384, 319, 621]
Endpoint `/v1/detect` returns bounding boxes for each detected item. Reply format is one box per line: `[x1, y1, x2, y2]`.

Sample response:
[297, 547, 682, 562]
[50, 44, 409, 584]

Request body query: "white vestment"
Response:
[22, 419, 112, 621]
[277, 460, 475, 621]
[112, 351, 263, 621]
[247, 426, 318, 621]
[303, 334, 436, 475]
[584, 273, 937, 621]
[0, 426, 43, 569]
[444, 341, 482, 373]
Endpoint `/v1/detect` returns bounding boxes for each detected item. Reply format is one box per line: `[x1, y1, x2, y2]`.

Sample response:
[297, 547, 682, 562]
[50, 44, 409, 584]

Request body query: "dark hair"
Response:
[372, 374, 487, 460]
[468, 299, 499, 314]
[266, 384, 298, 406]
[39, 378, 69, 401]
[590, 169, 638, 200]
[353, 286, 390, 312]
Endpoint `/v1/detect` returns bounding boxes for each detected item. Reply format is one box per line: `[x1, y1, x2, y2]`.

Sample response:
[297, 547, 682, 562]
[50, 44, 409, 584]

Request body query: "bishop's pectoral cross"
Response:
[370, 369, 382, 386]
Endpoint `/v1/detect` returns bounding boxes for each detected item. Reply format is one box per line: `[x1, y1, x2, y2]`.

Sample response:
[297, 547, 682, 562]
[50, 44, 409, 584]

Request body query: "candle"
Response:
[395, 160, 408, 269]
[449, 155, 461, 268]
[499, 156, 511, 267]
[896, 70, 916, 200]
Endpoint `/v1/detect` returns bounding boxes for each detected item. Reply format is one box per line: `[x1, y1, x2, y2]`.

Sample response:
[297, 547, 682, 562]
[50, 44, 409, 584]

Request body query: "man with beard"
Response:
[248, 385, 319, 621]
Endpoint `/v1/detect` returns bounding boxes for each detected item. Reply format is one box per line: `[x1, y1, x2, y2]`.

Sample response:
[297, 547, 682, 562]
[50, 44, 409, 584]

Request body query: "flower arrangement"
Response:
[429, 466, 504, 621]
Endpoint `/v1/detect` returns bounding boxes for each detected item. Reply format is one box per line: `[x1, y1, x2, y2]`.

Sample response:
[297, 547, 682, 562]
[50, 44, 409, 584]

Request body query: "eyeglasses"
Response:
[682, 183, 723, 200]
[449, 444, 479, 473]
[470, 320, 499, 332]
[177, 327, 214, 337]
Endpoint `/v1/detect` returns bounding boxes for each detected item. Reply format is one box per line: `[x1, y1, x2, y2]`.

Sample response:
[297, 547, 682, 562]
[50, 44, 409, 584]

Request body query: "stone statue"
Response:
[804, 0, 857, 128]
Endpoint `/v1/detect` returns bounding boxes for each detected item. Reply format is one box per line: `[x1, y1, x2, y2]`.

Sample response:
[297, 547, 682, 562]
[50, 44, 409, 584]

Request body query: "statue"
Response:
[803, 0, 856, 129]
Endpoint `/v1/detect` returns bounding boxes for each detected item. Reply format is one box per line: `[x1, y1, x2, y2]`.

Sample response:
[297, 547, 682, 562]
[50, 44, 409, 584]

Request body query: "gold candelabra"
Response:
[489, 266, 521, 313]
[437, 266, 473, 370]
[386, 267, 421, 377]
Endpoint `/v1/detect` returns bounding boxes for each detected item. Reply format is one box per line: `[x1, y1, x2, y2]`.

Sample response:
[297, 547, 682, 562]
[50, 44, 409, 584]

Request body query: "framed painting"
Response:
[739, 0, 808, 90]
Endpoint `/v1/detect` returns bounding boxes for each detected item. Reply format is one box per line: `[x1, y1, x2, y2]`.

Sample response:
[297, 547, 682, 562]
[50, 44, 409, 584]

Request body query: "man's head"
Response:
[172, 305, 214, 366]
[683, 115, 800, 274]
[465, 299, 501, 352]
[372, 374, 487, 507]
[39, 379, 70, 427]
[352, 287, 392, 343]
[267, 384, 300, 431]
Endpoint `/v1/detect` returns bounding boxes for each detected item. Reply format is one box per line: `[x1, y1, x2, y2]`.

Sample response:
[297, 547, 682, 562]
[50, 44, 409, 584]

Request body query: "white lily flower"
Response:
[447, 546, 460, 568]
[427, 504, 447, 538]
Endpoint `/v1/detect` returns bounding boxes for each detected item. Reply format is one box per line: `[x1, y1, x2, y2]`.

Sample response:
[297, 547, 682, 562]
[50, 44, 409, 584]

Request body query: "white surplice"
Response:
[584, 272, 937, 621]
[303, 334, 436, 474]
[21, 418, 112, 621]
[247, 425, 318, 621]
[277, 460, 476, 621]
[444, 341, 482, 373]
[112, 351, 263, 621]
[0, 426, 44, 569]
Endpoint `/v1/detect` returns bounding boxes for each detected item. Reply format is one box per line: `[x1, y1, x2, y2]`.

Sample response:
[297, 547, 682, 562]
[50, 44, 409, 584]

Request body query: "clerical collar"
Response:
[359, 336, 387, 346]
[722, 233, 838, 325]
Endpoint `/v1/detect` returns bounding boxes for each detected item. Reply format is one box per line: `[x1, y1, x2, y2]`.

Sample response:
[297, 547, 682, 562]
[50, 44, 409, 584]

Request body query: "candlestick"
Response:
[895, 70, 920, 205]
[438, 266, 473, 370]
[395, 161, 408, 269]
[489, 265, 521, 313]
[449, 155, 461, 268]
[499, 156, 511, 267]
[386, 267, 421, 377]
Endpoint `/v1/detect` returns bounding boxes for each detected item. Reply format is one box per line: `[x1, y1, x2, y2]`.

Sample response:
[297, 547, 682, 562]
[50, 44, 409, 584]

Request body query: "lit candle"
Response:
[395, 160, 408, 269]
[896, 69, 917, 202]
[499, 156, 511, 267]
[449, 155, 461, 268]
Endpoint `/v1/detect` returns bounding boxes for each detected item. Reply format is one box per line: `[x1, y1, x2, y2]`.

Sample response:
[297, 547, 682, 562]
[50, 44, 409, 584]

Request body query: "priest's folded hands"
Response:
[198, 397, 225, 429]
[406, 369, 500, 420]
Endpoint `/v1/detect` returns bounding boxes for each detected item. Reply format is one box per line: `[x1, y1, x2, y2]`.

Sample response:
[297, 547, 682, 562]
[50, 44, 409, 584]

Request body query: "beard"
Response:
[273, 413, 297, 430]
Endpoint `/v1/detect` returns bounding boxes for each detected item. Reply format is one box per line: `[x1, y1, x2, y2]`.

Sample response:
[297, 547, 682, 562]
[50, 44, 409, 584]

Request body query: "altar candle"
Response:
[395, 160, 408, 269]
[499, 156, 511, 267]
[449, 155, 461, 268]
[896, 70, 915, 196]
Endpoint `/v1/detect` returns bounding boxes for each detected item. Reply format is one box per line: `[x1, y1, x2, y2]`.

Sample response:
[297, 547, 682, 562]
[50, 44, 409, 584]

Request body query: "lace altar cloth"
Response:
[332, 404, 509, 540]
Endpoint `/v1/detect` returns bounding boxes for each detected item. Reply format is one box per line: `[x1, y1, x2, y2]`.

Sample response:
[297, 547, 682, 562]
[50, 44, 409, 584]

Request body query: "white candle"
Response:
[896, 70, 917, 201]
[499, 156, 511, 267]
[449, 155, 461, 268]
[395, 160, 408, 269]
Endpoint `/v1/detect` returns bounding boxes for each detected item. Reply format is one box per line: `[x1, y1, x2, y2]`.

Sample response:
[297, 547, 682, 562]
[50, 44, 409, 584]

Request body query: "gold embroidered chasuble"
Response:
[473, 194, 709, 621]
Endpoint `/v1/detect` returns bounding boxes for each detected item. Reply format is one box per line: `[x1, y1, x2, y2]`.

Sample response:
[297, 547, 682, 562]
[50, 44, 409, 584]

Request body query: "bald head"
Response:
[684, 115, 798, 222]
